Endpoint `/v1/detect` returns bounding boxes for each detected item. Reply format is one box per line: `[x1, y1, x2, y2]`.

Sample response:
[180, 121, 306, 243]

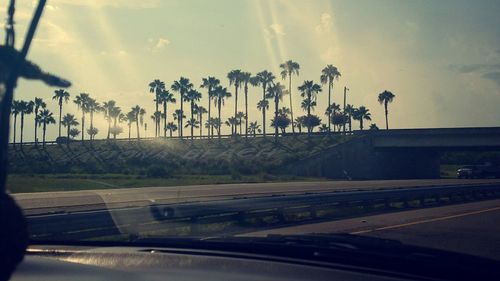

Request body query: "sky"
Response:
[2, 0, 500, 141]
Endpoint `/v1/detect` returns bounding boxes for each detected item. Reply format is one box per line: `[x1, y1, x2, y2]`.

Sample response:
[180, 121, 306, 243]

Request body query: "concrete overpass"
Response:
[288, 127, 500, 179]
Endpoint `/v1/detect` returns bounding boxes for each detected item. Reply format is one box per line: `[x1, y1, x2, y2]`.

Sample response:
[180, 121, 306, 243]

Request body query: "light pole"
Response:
[343, 86, 349, 134]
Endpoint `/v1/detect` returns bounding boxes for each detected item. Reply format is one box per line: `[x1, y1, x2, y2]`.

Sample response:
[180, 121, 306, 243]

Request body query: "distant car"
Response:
[457, 165, 500, 179]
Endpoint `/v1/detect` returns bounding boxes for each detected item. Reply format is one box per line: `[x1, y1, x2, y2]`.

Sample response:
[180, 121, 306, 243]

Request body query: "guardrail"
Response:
[27, 183, 500, 240]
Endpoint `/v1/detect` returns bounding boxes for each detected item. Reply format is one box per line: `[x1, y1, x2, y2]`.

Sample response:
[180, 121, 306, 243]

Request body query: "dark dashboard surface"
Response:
[11, 246, 408, 281]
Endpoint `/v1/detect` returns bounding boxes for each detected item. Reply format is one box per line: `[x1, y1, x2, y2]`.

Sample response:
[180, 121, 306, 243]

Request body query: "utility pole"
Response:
[343, 86, 349, 135]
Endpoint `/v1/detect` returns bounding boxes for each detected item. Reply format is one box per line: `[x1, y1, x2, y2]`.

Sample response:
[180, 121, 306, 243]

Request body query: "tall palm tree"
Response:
[18, 100, 34, 145]
[102, 100, 116, 140]
[227, 70, 243, 135]
[213, 86, 231, 139]
[37, 109, 56, 147]
[52, 89, 70, 138]
[33, 97, 46, 145]
[248, 121, 261, 137]
[69, 128, 80, 140]
[325, 103, 340, 132]
[61, 113, 79, 140]
[166, 122, 177, 137]
[266, 82, 286, 142]
[352, 106, 372, 130]
[86, 98, 100, 141]
[11, 101, 22, 145]
[185, 118, 200, 141]
[344, 104, 355, 133]
[320, 65, 341, 132]
[201, 76, 220, 138]
[280, 60, 300, 133]
[73, 93, 90, 141]
[236, 111, 246, 135]
[157, 90, 176, 138]
[225, 117, 238, 135]
[185, 89, 202, 139]
[131, 105, 145, 140]
[196, 105, 207, 137]
[109, 106, 122, 140]
[298, 81, 322, 135]
[254, 71, 275, 136]
[378, 90, 396, 130]
[149, 79, 166, 137]
[257, 99, 269, 137]
[171, 77, 193, 138]
[124, 111, 136, 140]
[240, 72, 252, 138]
[172, 109, 185, 137]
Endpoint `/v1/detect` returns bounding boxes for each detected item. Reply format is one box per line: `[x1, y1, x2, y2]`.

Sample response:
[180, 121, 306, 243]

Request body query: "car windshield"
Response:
[2, 0, 500, 264]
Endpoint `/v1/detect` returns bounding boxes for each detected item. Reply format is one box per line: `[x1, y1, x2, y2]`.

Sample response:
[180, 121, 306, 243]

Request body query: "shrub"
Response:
[146, 165, 171, 178]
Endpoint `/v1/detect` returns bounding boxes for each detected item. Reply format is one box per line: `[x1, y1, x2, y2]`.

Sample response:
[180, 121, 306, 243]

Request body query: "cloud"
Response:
[449, 63, 500, 74]
[148, 37, 170, 52]
[316, 13, 333, 33]
[264, 23, 285, 38]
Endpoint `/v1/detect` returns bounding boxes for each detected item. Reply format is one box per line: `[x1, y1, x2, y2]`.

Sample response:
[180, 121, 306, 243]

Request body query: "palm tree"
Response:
[185, 89, 202, 139]
[280, 60, 300, 134]
[87, 127, 99, 140]
[256, 99, 269, 137]
[157, 90, 176, 138]
[61, 113, 79, 140]
[236, 111, 246, 135]
[344, 104, 355, 133]
[319, 124, 329, 133]
[131, 105, 145, 140]
[171, 77, 193, 138]
[185, 118, 200, 141]
[227, 70, 243, 135]
[172, 109, 185, 137]
[266, 82, 286, 142]
[295, 116, 305, 133]
[248, 121, 261, 137]
[196, 105, 207, 137]
[331, 112, 347, 131]
[86, 98, 100, 141]
[33, 97, 46, 145]
[240, 72, 252, 138]
[124, 111, 136, 140]
[73, 93, 90, 141]
[166, 122, 177, 137]
[37, 109, 56, 147]
[369, 123, 379, 130]
[52, 89, 70, 138]
[102, 100, 116, 140]
[320, 65, 341, 133]
[378, 90, 396, 130]
[109, 106, 122, 140]
[69, 128, 80, 140]
[255, 71, 275, 136]
[10, 101, 21, 145]
[213, 86, 231, 139]
[325, 103, 340, 132]
[18, 100, 34, 146]
[272, 107, 291, 136]
[298, 81, 322, 135]
[353, 106, 372, 130]
[201, 76, 220, 138]
[149, 79, 166, 137]
[225, 117, 238, 134]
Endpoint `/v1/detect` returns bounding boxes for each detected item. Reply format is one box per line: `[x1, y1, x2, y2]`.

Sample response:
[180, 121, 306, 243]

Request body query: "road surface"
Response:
[13, 179, 500, 215]
[243, 198, 500, 261]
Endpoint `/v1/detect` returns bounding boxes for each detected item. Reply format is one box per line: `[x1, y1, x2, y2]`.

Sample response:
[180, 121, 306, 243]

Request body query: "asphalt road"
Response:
[13, 179, 500, 215]
[243, 198, 500, 261]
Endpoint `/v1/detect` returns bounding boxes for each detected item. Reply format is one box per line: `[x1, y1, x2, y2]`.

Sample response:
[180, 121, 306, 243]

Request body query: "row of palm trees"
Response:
[10, 61, 397, 145]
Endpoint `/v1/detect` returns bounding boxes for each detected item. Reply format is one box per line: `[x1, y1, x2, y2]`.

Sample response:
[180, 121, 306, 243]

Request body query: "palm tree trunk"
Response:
[13, 115, 17, 145]
[90, 111, 94, 141]
[128, 124, 131, 140]
[360, 119, 364, 131]
[328, 80, 331, 133]
[262, 109, 266, 137]
[234, 86, 238, 135]
[208, 94, 212, 138]
[81, 112, 85, 141]
[245, 85, 248, 138]
[20, 113, 24, 145]
[58, 102, 62, 138]
[155, 94, 159, 137]
[43, 123, 47, 147]
[307, 93, 312, 137]
[180, 93, 184, 138]
[67, 125, 70, 140]
[275, 97, 279, 143]
[199, 114, 203, 137]
[385, 102, 389, 130]
[136, 117, 140, 140]
[107, 116, 111, 140]
[113, 117, 117, 140]
[191, 101, 194, 141]
[163, 102, 167, 138]
[289, 75, 295, 134]
[218, 100, 222, 139]
[34, 112, 38, 145]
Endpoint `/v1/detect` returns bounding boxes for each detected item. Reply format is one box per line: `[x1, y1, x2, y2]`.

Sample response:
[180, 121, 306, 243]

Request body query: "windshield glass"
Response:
[2, 0, 500, 263]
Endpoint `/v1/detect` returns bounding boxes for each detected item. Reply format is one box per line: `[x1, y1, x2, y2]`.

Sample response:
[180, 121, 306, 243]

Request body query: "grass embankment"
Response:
[6, 173, 325, 194]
